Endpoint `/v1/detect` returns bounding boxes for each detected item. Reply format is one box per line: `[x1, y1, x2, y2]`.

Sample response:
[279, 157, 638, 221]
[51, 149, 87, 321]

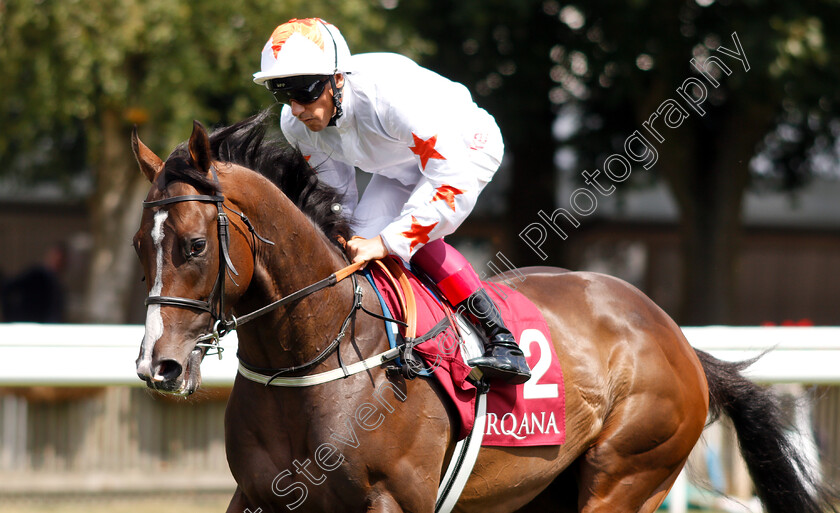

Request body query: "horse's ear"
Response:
[188, 120, 213, 175]
[131, 127, 163, 183]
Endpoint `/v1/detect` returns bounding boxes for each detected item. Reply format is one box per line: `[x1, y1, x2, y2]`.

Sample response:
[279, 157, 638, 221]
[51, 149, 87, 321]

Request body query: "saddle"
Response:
[364, 256, 566, 447]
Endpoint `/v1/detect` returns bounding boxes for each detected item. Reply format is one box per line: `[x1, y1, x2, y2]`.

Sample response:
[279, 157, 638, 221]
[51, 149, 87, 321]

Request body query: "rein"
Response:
[141, 171, 393, 384]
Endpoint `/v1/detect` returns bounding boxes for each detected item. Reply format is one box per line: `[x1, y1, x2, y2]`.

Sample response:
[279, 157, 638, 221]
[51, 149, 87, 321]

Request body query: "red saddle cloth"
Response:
[368, 257, 565, 447]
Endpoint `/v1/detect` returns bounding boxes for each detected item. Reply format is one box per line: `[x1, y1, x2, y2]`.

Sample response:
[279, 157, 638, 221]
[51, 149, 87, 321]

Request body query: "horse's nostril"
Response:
[153, 359, 183, 382]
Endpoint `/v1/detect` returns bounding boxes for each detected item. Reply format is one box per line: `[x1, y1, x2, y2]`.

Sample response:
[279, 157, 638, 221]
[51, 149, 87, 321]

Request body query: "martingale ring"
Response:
[195, 318, 235, 360]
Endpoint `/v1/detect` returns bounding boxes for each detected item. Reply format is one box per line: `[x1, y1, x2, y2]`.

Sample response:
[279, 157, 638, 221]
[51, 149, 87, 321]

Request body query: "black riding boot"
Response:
[458, 289, 531, 385]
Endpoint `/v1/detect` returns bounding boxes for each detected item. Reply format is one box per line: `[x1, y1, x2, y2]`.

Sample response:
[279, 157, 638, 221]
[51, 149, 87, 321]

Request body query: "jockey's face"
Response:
[289, 74, 344, 132]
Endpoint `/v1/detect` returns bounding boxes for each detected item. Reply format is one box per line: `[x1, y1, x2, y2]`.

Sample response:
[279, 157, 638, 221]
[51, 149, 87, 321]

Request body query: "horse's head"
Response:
[132, 121, 254, 396]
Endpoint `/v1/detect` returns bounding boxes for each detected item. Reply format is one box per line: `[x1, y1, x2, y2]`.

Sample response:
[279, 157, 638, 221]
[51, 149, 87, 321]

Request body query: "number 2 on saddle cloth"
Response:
[363, 244, 566, 448]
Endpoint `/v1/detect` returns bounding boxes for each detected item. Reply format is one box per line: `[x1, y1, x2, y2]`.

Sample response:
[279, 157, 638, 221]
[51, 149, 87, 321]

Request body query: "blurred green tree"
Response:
[392, 0, 840, 324]
[551, 0, 840, 324]
[0, 1, 424, 322]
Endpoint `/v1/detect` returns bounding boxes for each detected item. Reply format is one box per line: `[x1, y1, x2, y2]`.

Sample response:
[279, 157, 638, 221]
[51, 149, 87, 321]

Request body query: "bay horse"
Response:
[132, 112, 836, 513]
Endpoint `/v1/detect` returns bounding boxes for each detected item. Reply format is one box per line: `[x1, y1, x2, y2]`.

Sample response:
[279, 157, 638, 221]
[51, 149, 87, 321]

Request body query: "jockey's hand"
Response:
[346, 235, 389, 265]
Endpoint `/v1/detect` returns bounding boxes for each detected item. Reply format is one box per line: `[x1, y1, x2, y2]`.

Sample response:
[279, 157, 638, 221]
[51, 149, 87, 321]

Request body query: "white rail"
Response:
[1, 324, 839, 386]
[0, 323, 235, 386]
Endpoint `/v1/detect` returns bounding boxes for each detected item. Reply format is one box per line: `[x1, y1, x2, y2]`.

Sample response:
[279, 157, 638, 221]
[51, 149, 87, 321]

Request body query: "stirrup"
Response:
[468, 344, 531, 385]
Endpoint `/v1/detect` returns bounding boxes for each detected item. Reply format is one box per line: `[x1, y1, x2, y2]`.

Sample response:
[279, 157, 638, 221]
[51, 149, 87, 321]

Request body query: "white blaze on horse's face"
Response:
[137, 210, 169, 379]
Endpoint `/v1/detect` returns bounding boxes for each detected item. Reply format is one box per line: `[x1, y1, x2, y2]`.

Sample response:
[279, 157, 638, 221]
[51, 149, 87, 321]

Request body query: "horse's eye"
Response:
[189, 239, 207, 257]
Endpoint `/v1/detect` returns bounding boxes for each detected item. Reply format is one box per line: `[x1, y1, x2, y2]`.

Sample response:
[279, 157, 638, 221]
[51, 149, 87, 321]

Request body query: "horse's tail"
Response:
[694, 349, 839, 513]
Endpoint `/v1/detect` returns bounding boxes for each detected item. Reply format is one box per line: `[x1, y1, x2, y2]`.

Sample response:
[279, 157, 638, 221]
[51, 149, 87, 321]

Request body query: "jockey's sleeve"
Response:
[376, 93, 498, 262]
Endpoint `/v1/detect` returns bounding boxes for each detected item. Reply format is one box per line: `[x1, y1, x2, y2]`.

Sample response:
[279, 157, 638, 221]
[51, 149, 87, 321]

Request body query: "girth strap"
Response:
[373, 258, 418, 339]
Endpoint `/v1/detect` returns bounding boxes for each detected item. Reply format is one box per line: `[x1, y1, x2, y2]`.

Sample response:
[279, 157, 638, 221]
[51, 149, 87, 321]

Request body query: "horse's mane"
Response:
[163, 109, 351, 241]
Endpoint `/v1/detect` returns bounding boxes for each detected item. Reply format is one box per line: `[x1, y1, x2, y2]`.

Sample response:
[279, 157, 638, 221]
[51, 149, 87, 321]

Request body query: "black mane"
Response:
[163, 110, 351, 241]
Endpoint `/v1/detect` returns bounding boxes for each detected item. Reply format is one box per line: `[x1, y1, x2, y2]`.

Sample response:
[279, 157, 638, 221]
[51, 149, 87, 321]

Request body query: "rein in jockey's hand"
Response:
[346, 235, 389, 266]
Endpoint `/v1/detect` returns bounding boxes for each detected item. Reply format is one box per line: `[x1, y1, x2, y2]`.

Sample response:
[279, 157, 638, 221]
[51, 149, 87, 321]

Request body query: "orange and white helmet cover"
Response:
[253, 18, 351, 85]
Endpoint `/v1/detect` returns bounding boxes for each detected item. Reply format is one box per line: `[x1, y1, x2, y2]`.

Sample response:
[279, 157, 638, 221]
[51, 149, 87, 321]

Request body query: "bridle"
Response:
[142, 165, 273, 353]
[140, 167, 381, 381]
[143, 192, 242, 356]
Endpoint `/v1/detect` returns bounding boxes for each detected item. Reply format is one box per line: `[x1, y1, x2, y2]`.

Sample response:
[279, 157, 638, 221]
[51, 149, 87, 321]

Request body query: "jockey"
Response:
[253, 18, 530, 385]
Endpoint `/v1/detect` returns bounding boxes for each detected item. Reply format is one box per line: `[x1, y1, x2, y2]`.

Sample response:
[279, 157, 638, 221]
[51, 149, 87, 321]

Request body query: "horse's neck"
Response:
[226, 170, 352, 369]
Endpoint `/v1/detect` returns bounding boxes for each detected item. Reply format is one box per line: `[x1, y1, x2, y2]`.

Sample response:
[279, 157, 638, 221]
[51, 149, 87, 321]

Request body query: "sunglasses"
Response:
[266, 75, 331, 105]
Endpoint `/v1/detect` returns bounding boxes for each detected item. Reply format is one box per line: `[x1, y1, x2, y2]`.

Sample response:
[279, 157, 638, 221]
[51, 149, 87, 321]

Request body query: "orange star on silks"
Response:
[401, 216, 438, 251]
[410, 133, 446, 170]
[432, 185, 465, 211]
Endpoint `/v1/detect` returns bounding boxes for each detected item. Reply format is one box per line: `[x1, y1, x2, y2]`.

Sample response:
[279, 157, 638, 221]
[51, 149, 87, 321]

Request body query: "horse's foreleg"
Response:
[227, 486, 258, 513]
[366, 493, 405, 513]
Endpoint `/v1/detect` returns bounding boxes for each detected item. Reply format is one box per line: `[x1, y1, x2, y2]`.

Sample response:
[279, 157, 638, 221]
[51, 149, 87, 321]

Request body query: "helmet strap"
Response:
[328, 74, 343, 126]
